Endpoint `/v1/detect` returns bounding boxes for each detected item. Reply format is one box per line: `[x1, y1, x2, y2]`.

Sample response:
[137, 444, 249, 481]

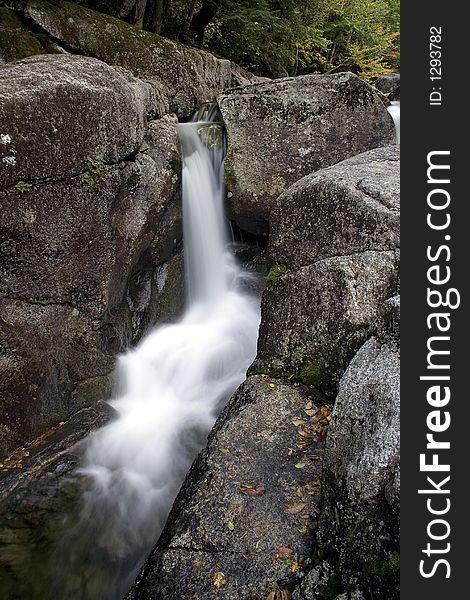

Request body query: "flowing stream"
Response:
[387, 100, 400, 144]
[49, 114, 261, 598]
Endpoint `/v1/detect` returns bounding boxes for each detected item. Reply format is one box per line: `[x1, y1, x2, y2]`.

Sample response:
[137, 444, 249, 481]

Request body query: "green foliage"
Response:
[266, 264, 286, 283]
[159, 0, 399, 79]
[322, 0, 400, 80]
[82, 156, 108, 187]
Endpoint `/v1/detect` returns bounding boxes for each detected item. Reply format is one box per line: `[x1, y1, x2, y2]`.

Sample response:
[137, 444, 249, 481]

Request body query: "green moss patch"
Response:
[362, 551, 400, 578]
[266, 264, 286, 283]
[82, 157, 108, 187]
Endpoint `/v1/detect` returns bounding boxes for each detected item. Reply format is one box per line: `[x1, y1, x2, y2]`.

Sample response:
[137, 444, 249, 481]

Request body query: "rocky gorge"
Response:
[0, 2, 400, 599]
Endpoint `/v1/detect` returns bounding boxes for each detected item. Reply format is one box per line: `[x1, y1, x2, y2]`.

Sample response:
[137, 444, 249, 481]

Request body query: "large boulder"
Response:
[317, 296, 400, 598]
[218, 73, 395, 234]
[254, 251, 399, 397]
[128, 376, 328, 599]
[269, 146, 400, 269]
[12, 0, 255, 116]
[0, 55, 183, 455]
[0, 54, 158, 189]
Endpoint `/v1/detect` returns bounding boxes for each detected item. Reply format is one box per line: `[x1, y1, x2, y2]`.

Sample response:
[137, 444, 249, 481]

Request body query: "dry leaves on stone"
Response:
[239, 484, 266, 497]
[0, 447, 30, 470]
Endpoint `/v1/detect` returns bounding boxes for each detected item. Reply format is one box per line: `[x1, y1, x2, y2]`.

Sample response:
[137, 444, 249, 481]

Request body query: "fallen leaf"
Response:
[219, 447, 229, 454]
[240, 484, 266, 497]
[227, 521, 235, 531]
[291, 560, 300, 573]
[192, 560, 203, 575]
[305, 401, 313, 410]
[292, 418, 305, 427]
[213, 572, 226, 589]
[304, 408, 316, 417]
[276, 547, 294, 559]
[285, 502, 306, 515]
[298, 427, 314, 438]
[268, 383, 276, 389]
[296, 441, 312, 450]
[266, 591, 291, 600]
[320, 406, 330, 418]
[294, 461, 307, 469]
[298, 524, 309, 534]
[304, 454, 321, 462]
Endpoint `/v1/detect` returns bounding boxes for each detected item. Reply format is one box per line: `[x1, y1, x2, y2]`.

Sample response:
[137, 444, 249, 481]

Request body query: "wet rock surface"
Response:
[218, 73, 395, 234]
[127, 376, 330, 599]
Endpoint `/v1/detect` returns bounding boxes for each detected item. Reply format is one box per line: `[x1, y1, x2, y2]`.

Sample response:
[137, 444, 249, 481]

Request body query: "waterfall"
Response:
[52, 113, 261, 599]
[387, 101, 400, 144]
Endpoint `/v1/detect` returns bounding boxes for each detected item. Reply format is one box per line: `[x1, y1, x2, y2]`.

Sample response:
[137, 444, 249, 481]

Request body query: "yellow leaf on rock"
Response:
[213, 572, 226, 589]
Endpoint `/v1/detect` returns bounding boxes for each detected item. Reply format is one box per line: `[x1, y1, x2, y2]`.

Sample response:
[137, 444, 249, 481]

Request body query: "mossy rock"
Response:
[16, 0, 235, 116]
[0, 7, 24, 28]
[0, 8, 46, 63]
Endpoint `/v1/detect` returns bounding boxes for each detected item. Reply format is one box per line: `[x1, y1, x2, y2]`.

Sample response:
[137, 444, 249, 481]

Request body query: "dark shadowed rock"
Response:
[253, 251, 399, 398]
[0, 6, 46, 63]
[12, 0, 255, 116]
[0, 57, 183, 454]
[127, 376, 329, 599]
[0, 401, 115, 599]
[375, 73, 400, 101]
[218, 73, 395, 234]
[317, 296, 400, 598]
[270, 146, 400, 269]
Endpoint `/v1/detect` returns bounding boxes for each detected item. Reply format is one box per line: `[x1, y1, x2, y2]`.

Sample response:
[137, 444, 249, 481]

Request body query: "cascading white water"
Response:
[56, 115, 261, 598]
[387, 101, 400, 144]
